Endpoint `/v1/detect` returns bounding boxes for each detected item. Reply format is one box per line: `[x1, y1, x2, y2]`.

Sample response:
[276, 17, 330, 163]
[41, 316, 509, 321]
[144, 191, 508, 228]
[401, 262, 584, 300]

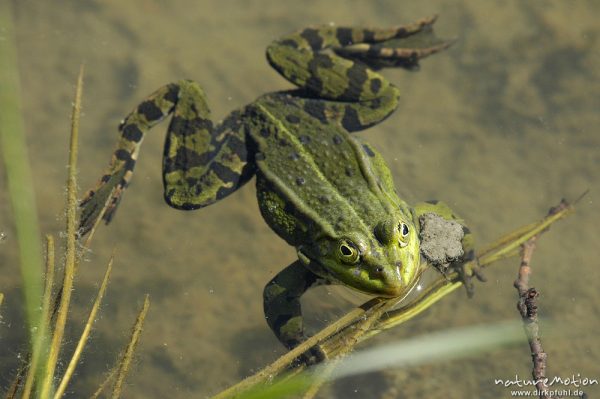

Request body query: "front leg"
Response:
[263, 261, 329, 353]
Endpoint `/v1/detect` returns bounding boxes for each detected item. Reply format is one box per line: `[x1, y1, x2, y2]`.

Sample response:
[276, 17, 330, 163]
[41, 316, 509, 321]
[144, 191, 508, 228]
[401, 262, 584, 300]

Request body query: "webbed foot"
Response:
[332, 15, 455, 70]
[455, 257, 487, 298]
[291, 345, 328, 368]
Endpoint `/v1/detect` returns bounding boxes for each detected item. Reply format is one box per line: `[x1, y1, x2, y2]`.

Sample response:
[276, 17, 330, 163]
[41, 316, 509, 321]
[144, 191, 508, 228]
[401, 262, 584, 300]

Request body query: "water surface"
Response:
[1, 1, 598, 398]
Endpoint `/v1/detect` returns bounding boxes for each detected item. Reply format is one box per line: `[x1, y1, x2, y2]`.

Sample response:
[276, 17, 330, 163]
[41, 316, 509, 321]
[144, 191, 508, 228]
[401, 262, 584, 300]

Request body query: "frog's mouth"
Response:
[301, 249, 421, 298]
[364, 265, 424, 299]
[339, 262, 421, 298]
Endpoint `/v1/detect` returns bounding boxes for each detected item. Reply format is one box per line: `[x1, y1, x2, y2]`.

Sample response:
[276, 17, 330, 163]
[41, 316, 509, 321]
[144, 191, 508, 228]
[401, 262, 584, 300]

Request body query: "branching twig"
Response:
[513, 200, 583, 399]
[515, 237, 550, 397]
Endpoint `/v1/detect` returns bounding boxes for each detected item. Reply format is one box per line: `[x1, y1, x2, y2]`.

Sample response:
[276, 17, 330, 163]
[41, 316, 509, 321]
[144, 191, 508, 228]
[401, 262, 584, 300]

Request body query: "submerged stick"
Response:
[515, 238, 550, 397]
[513, 200, 581, 399]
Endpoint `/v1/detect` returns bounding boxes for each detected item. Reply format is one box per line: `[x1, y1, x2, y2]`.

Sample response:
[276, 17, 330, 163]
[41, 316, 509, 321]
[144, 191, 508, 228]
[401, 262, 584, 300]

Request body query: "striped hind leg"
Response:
[162, 98, 254, 210]
[265, 16, 453, 133]
[79, 80, 254, 236]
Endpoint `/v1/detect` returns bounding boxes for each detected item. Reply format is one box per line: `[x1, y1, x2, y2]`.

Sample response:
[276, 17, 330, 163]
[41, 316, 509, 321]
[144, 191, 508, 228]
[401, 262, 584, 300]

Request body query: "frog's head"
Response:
[299, 216, 421, 298]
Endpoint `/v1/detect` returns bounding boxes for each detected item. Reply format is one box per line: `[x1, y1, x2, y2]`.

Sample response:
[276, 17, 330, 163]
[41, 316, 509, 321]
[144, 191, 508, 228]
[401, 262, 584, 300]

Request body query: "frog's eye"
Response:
[398, 222, 410, 248]
[338, 240, 359, 264]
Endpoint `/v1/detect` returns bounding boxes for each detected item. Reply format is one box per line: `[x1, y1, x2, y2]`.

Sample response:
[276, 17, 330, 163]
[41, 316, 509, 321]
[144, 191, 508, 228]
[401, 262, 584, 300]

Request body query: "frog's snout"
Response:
[369, 264, 405, 297]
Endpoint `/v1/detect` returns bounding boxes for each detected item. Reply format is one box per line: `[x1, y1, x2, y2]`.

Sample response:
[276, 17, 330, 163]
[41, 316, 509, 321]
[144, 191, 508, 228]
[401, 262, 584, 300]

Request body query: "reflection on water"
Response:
[1, 1, 598, 398]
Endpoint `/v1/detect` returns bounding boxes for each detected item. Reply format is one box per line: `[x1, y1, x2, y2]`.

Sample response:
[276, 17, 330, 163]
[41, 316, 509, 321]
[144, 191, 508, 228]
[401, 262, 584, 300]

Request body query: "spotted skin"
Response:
[79, 18, 462, 352]
[263, 260, 330, 349]
[79, 81, 254, 231]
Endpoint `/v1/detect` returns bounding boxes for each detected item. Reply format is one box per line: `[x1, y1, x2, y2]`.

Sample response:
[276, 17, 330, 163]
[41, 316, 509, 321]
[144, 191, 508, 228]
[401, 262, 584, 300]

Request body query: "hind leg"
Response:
[263, 261, 330, 350]
[79, 80, 254, 235]
[162, 103, 254, 210]
[265, 16, 453, 132]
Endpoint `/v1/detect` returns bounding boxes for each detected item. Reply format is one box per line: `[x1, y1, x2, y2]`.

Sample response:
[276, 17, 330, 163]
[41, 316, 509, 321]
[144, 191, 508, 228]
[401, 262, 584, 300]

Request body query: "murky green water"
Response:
[1, 1, 599, 398]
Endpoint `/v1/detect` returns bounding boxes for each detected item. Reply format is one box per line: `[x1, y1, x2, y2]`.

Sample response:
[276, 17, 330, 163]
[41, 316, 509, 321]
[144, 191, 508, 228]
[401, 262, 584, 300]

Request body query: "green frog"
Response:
[80, 16, 478, 353]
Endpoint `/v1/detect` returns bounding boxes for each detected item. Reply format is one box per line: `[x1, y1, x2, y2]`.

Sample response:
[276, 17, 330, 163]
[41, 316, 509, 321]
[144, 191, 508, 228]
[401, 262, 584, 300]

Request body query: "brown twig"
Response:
[513, 200, 581, 399]
[515, 236, 550, 397]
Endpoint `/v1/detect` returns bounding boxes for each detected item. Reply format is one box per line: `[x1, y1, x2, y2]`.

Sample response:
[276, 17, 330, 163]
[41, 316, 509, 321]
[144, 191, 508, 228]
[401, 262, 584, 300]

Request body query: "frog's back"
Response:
[245, 93, 408, 245]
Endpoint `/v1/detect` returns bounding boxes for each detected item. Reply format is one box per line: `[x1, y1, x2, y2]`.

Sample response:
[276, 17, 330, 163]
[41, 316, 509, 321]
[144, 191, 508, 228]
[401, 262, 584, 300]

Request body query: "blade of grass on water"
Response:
[22, 235, 55, 399]
[0, 0, 44, 351]
[330, 321, 523, 380]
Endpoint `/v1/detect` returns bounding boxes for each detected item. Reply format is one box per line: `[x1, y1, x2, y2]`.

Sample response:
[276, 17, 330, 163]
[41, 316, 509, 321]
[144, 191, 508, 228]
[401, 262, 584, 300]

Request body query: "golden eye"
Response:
[398, 222, 410, 248]
[338, 240, 359, 264]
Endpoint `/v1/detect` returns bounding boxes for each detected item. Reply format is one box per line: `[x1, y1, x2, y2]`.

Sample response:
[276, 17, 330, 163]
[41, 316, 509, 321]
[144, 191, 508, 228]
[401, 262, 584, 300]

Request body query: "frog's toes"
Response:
[335, 40, 454, 70]
[292, 344, 328, 368]
[456, 259, 487, 298]
[333, 16, 455, 70]
[78, 167, 128, 237]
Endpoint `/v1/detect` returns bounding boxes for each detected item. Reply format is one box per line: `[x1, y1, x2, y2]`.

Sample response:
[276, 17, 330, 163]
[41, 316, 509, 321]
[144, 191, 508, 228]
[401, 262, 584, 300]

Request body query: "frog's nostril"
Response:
[395, 261, 403, 269]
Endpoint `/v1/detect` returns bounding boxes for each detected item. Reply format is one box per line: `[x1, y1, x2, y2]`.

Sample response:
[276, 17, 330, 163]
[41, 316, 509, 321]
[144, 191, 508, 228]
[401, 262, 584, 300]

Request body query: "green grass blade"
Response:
[331, 321, 523, 379]
[0, 0, 44, 353]
[39, 64, 84, 399]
